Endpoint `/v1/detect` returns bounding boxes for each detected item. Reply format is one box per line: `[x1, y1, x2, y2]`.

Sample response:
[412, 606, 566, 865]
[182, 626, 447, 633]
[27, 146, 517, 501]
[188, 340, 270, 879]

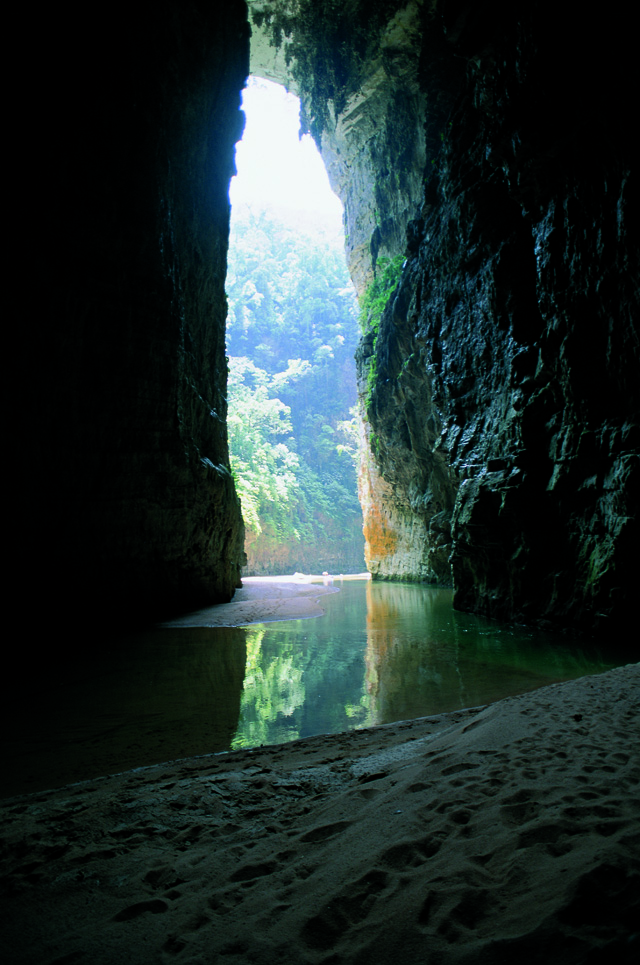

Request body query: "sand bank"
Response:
[160, 574, 364, 628]
[2, 664, 638, 964]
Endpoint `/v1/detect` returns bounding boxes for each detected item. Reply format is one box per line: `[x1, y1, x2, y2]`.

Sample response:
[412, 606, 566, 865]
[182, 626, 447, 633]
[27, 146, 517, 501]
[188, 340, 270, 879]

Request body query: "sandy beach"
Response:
[1, 579, 638, 964]
[160, 574, 360, 628]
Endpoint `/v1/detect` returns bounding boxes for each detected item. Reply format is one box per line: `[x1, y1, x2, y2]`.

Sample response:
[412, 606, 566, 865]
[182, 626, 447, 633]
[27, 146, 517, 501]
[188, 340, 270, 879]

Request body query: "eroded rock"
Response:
[260, 1, 639, 631]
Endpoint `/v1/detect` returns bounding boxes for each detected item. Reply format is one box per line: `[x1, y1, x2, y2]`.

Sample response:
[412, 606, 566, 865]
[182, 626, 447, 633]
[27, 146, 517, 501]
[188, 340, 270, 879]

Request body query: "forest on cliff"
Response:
[225, 204, 365, 574]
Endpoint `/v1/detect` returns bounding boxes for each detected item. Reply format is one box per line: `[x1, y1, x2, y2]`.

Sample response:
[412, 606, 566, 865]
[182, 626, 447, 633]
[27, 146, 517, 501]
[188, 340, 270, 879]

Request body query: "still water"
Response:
[231, 580, 627, 747]
[4, 581, 629, 797]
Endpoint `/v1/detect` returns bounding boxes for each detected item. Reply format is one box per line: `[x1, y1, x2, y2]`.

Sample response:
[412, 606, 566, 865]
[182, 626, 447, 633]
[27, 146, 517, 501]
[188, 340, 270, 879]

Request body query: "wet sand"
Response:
[160, 574, 364, 628]
[1, 578, 638, 963]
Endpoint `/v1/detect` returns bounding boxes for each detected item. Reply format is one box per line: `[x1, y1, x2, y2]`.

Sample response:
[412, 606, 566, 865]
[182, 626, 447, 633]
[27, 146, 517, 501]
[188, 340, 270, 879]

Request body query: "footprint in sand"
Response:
[112, 898, 169, 921]
[299, 820, 351, 844]
[144, 866, 184, 891]
[163, 934, 188, 955]
[228, 860, 278, 883]
[450, 887, 490, 930]
[301, 869, 390, 950]
[499, 788, 537, 825]
[441, 761, 480, 777]
[407, 781, 430, 794]
[379, 836, 442, 870]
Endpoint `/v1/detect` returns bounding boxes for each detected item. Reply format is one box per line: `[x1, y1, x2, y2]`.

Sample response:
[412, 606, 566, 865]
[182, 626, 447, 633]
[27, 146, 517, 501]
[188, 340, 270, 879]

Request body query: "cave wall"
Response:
[366, 1, 639, 631]
[249, 0, 426, 293]
[253, 0, 639, 633]
[26, 1, 250, 625]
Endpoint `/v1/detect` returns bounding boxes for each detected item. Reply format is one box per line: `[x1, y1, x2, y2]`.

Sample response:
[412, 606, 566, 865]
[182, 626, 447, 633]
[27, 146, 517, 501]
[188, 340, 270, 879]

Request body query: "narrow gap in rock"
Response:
[226, 77, 365, 577]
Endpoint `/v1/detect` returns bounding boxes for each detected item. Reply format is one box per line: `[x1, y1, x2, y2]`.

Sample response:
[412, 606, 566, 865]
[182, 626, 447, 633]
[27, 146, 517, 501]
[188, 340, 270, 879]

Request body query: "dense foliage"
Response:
[226, 204, 364, 573]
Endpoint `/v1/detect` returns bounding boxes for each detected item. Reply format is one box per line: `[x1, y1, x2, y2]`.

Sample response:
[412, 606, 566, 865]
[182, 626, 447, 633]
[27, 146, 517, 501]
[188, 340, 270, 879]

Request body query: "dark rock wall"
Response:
[27, 1, 249, 625]
[367, 2, 639, 631]
[258, 1, 639, 632]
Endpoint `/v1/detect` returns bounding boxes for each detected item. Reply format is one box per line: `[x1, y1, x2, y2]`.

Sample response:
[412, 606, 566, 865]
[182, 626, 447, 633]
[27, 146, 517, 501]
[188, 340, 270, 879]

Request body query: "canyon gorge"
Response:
[27, 0, 638, 639]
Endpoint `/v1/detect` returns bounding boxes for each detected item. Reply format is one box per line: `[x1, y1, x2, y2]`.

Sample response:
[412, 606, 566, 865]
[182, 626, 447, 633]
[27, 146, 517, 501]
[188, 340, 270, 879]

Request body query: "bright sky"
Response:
[229, 76, 343, 228]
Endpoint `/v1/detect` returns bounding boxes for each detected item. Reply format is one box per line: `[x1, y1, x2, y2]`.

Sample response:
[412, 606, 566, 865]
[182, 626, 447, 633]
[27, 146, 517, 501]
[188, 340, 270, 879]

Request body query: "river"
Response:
[3, 580, 629, 797]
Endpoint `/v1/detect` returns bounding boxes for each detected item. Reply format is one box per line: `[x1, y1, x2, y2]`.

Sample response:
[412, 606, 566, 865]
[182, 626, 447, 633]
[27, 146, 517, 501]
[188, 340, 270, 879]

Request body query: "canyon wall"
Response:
[249, 0, 436, 580]
[26, 1, 249, 626]
[253, 0, 639, 633]
[25, 0, 637, 637]
[367, 2, 639, 632]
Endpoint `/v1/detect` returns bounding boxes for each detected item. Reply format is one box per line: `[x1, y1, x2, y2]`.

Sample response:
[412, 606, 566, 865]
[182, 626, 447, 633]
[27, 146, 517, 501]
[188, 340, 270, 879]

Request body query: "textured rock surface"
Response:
[25, 1, 249, 626]
[318, 0, 426, 295]
[364, 3, 639, 629]
[258, 1, 639, 632]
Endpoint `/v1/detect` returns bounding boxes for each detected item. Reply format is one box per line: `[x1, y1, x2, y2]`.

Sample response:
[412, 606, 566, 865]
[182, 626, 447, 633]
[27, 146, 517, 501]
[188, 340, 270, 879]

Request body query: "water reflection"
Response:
[5, 582, 629, 797]
[231, 581, 624, 749]
[361, 581, 614, 723]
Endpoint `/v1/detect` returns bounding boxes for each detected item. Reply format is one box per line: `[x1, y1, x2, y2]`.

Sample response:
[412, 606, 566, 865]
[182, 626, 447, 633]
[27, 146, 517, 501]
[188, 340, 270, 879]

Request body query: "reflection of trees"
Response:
[228, 584, 617, 755]
[233, 627, 306, 748]
[232, 597, 374, 747]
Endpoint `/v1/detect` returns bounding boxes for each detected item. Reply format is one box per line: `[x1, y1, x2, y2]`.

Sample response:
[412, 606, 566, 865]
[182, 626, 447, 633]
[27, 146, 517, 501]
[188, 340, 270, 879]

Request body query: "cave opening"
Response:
[21, 0, 636, 638]
[225, 76, 365, 576]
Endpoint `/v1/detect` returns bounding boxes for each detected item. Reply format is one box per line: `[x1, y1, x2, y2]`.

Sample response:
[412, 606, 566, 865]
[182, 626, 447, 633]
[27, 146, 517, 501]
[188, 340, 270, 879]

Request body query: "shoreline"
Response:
[160, 572, 371, 627]
[2, 664, 638, 963]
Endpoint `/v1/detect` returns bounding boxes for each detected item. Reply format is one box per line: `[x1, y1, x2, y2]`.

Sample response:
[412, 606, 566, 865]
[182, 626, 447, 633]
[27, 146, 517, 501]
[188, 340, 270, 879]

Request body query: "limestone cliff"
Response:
[252, 0, 639, 633]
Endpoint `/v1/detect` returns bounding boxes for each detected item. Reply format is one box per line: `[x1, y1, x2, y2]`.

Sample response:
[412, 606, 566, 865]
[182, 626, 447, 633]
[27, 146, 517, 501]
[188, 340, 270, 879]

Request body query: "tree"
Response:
[227, 357, 300, 537]
[226, 205, 364, 572]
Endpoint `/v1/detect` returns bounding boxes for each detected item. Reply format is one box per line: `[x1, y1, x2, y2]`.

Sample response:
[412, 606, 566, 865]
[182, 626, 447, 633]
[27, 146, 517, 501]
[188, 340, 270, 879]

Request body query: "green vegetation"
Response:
[358, 254, 404, 416]
[226, 205, 364, 572]
[358, 254, 404, 336]
[231, 617, 376, 749]
[227, 357, 302, 537]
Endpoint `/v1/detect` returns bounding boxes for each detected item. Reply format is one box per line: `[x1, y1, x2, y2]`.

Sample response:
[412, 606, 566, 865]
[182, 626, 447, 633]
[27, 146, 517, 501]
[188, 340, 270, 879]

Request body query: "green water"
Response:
[231, 580, 626, 748]
[3, 581, 629, 798]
